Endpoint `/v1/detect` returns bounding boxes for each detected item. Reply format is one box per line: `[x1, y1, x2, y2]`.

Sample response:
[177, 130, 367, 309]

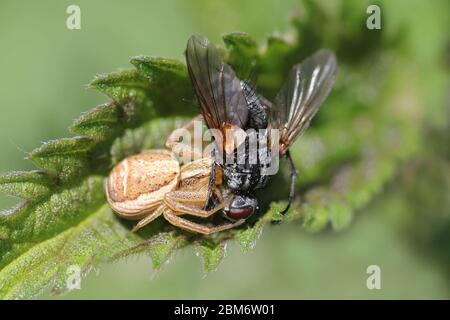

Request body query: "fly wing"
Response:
[270, 49, 337, 155]
[186, 35, 248, 131]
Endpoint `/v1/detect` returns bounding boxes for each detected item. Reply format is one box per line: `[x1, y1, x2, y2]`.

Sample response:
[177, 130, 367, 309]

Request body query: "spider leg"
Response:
[131, 204, 165, 232]
[163, 208, 244, 235]
[165, 115, 204, 161]
[164, 189, 233, 218]
[280, 149, 298, 215]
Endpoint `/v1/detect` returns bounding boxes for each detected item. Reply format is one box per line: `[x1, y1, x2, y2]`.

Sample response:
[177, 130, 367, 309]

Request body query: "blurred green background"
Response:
[0, 0, 448, 299]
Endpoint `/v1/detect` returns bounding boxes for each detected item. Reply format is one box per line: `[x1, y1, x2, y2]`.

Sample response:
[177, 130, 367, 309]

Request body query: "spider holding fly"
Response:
[186, 35, 337, 223]
[105, 35, 337, 234]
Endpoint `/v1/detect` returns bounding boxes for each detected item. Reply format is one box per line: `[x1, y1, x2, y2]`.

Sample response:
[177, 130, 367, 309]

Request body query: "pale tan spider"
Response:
[105, 116, 244, 235]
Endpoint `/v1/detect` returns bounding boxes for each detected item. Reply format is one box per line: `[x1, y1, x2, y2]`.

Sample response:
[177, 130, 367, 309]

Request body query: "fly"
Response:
[185, 35, 338, 222]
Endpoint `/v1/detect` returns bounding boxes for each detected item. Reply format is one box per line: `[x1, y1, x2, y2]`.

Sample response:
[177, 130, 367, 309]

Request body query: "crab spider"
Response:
[105, 117, 244, 235]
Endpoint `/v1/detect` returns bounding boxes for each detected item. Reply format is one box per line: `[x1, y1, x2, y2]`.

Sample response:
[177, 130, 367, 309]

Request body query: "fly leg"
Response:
[203, 147, 217, 210]
[280, 149, 298, 215]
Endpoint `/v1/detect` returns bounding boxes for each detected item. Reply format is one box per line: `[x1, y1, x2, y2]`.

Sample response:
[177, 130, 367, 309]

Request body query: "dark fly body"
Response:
[218, 80, 273, 220]
[222, 79, 271, 219]
[185, 35, 337, 222]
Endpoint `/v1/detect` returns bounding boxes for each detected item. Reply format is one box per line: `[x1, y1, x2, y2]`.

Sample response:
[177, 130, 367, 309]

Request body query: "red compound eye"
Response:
[227, 206, 254, 220]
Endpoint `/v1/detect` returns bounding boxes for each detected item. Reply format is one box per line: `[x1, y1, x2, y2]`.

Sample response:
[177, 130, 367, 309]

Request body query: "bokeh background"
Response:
[0, 0, 448, 299]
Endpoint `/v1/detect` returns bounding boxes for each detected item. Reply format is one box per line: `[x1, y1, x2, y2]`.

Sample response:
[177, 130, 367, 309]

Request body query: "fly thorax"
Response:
[241, 80, 268, 129]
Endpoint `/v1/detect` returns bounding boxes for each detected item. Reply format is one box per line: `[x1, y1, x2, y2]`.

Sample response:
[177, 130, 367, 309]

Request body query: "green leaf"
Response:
[223, 32, 258, 78]
[0, 205, 130, 299]
[195, 239, 228, 272]
[27, 137, 95, 181]
[130, 56, 196, 116]
[110, 117, 190, 164]
[89, 69, 151, 105]
[148, 232, 187, 270]
[0, 171, 52, 201]
[70, 103, 121, 140]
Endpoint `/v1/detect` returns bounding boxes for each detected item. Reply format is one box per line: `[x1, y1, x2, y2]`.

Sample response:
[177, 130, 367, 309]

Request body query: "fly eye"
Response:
[225, 196, 257, 220]
[226, 206, 254, 220]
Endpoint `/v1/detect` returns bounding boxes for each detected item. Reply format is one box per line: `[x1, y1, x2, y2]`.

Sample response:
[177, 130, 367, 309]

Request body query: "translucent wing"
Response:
[270, 49, 337, 155]
[186, 35, 248, 131]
